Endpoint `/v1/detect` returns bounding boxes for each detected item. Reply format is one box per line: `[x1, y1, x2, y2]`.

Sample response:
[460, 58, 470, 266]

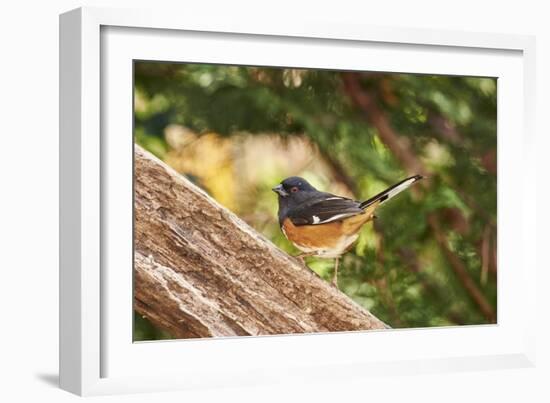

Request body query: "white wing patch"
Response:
[311, 212, 357, 225]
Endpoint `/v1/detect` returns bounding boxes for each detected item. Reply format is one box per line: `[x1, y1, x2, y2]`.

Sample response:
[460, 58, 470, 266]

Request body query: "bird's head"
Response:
[272, 176, 317, 199]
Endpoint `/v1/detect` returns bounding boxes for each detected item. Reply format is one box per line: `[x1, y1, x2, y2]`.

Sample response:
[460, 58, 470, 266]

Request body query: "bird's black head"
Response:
[272, 176, 317, 198]
[272, 177, 321, 225]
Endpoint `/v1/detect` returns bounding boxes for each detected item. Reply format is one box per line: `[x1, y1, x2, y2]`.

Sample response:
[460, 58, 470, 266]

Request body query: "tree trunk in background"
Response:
[342, 72, 496, 323]
[134, 145, 388, 339]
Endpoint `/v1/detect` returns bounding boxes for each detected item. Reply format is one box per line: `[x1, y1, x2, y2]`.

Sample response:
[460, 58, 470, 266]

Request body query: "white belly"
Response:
[293, 233, 359, 259]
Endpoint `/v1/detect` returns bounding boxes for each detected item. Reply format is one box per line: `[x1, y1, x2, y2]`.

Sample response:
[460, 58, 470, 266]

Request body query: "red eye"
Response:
[291, 186, 299, 193]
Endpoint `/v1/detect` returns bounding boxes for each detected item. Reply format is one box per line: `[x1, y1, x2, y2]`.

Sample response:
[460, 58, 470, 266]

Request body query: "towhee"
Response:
[272, 175, 423, 286]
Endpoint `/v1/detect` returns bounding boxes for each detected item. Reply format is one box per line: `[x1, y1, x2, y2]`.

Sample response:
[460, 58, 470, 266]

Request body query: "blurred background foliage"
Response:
[133, 61, 497, 341]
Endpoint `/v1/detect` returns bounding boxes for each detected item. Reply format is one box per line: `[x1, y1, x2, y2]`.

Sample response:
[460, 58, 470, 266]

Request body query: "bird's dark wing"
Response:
[288, 196, 364, 226]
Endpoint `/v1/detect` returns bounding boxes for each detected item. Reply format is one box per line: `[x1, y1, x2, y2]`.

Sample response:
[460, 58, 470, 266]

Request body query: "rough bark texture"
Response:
[134, 145, 388, 339]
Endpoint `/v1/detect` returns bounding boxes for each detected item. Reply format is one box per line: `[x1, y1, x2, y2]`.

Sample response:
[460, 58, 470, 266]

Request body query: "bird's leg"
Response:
[295, 252, 315, 264]
[332, 257, 339, 287]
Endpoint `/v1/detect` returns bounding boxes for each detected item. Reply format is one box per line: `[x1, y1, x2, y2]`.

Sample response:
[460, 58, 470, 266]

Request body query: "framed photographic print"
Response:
[60, 6, 537, 396]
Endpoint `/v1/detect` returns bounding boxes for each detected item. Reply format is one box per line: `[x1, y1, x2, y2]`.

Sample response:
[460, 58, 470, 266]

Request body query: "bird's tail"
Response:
[360, 175, 423, 209]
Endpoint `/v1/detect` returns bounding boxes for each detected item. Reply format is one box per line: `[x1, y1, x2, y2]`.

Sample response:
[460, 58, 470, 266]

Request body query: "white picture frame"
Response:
[59, 6, 537, 396]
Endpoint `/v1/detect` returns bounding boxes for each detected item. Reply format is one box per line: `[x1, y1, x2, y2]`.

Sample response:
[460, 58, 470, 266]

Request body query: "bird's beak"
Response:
[272, 184, 288, 197]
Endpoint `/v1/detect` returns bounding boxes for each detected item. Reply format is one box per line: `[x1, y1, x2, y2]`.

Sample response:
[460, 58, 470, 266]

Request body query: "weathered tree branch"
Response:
[134, 145, 388, 338]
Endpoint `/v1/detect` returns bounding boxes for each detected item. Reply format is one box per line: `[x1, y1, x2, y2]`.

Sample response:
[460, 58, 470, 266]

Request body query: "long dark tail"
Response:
[360, 175, 423, 209]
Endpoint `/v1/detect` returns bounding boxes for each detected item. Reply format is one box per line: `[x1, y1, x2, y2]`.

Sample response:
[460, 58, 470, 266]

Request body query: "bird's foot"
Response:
[331, 257, 340, 288]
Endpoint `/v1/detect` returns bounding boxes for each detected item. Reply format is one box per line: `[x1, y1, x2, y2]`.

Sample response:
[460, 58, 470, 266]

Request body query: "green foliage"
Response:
[134, 62, 497, 339]
[133, 312, 174, 341]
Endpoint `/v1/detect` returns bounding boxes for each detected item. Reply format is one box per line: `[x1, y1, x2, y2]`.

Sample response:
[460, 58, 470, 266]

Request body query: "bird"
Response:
[272, 175, 423, 287]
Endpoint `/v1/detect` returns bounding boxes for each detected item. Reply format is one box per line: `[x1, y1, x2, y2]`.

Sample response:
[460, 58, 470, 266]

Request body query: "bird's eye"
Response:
[291, 186, 299, 193]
